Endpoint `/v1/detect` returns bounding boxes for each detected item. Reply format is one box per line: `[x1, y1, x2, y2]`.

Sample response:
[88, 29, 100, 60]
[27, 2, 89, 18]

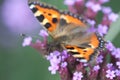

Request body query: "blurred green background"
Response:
[0, 0, 120, 80]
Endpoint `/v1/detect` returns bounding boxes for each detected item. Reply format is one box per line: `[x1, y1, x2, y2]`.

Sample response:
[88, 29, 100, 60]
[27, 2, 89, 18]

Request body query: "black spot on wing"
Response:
[77, 57, 85, 60]
[66, 47, 74, 50]
[31, 7, 38, 13]
[48, 13, 52, 16]
[83, 50, 87, 52]
[44, 23, 51, 28]
[36, 15, 44, 22]
[77, 46, 86, 49]
[69, 51, 80, 55]
[52, 18, 58, 23]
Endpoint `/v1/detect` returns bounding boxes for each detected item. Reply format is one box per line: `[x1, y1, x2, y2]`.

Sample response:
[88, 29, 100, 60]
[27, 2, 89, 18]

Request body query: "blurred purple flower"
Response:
[61, 62, 67, 68]
[93, 65, 100, 71]
[49, 54, 61, 65]
[107, 63, 113, 68]
[96, 55, 103, 63]
[97, 24, 108, 36]
[116, 61, 120, 69]
[64, 0, 75, 5]
[108, 12, 119, 22]
[73, 71, 83, 80]
[46, 50, 69, 74]
[99, 0, 110, 3]
[61, 50, 68, 61]
[106, 69, 116, 79]
[22, 36, 32, 47]
[47, 51, 61, 74]
[86, 1, 102, 12]
[102, 7, 112, 14]
[115, 69, 120, 76]
[39, 30, 48, 37]
[87, 19, 96, 26]
[106, 41, 115, 51]
[48, 64, 59, 74]
[91, 4, 102, 12]
[85, 1, 94, 8]
[112, 48, 120, 58]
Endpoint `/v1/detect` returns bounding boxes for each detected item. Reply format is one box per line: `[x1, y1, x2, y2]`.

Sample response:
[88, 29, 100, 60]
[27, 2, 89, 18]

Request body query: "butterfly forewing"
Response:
[29, 2, 60, 32]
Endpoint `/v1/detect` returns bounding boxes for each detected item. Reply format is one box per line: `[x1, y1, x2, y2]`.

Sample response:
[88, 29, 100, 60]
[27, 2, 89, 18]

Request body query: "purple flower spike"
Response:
[47, 51, 62, 74]
[73, 71, 83, 80]
[106, 69, 116, 79]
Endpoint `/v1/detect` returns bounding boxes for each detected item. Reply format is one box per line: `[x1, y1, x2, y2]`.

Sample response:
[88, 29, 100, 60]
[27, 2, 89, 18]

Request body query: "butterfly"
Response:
[28, 2, 105, 62]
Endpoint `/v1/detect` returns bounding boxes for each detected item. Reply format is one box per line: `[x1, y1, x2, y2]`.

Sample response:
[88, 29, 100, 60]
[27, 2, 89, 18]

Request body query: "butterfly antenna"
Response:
[20, 33, 42, 40]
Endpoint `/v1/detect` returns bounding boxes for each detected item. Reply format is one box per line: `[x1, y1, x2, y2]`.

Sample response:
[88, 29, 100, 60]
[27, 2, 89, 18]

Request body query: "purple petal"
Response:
[93, 65, 100, 71]
[64, 0, 75, 5]
[115, 69, 120, 76]
[107, 63, 113, 68]
[106, 69, 116, 79]
[61, 62, 67, 68]
[116, 61, 120, 69]
[102, 6, 112, 14]
[39, 30, 48, 37]
[108, 13, 119, 22]
[73, 71, 83, 80]
[22, 36, 32, 47]
[97, 24, 108, 36]
[106, 41, 115, 51]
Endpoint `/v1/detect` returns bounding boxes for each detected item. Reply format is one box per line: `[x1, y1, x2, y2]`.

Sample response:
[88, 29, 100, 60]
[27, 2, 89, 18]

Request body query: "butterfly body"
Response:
[29, 2, 105, 62]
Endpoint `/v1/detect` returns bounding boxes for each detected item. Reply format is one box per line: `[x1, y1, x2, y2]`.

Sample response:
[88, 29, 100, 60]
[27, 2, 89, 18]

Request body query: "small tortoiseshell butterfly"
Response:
[29, 2, 105, 62]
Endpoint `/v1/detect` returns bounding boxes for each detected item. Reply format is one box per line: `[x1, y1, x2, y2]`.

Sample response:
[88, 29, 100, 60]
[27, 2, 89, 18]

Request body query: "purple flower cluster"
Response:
[22, 0, 120, 80]
[46, 50, 68, 74]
